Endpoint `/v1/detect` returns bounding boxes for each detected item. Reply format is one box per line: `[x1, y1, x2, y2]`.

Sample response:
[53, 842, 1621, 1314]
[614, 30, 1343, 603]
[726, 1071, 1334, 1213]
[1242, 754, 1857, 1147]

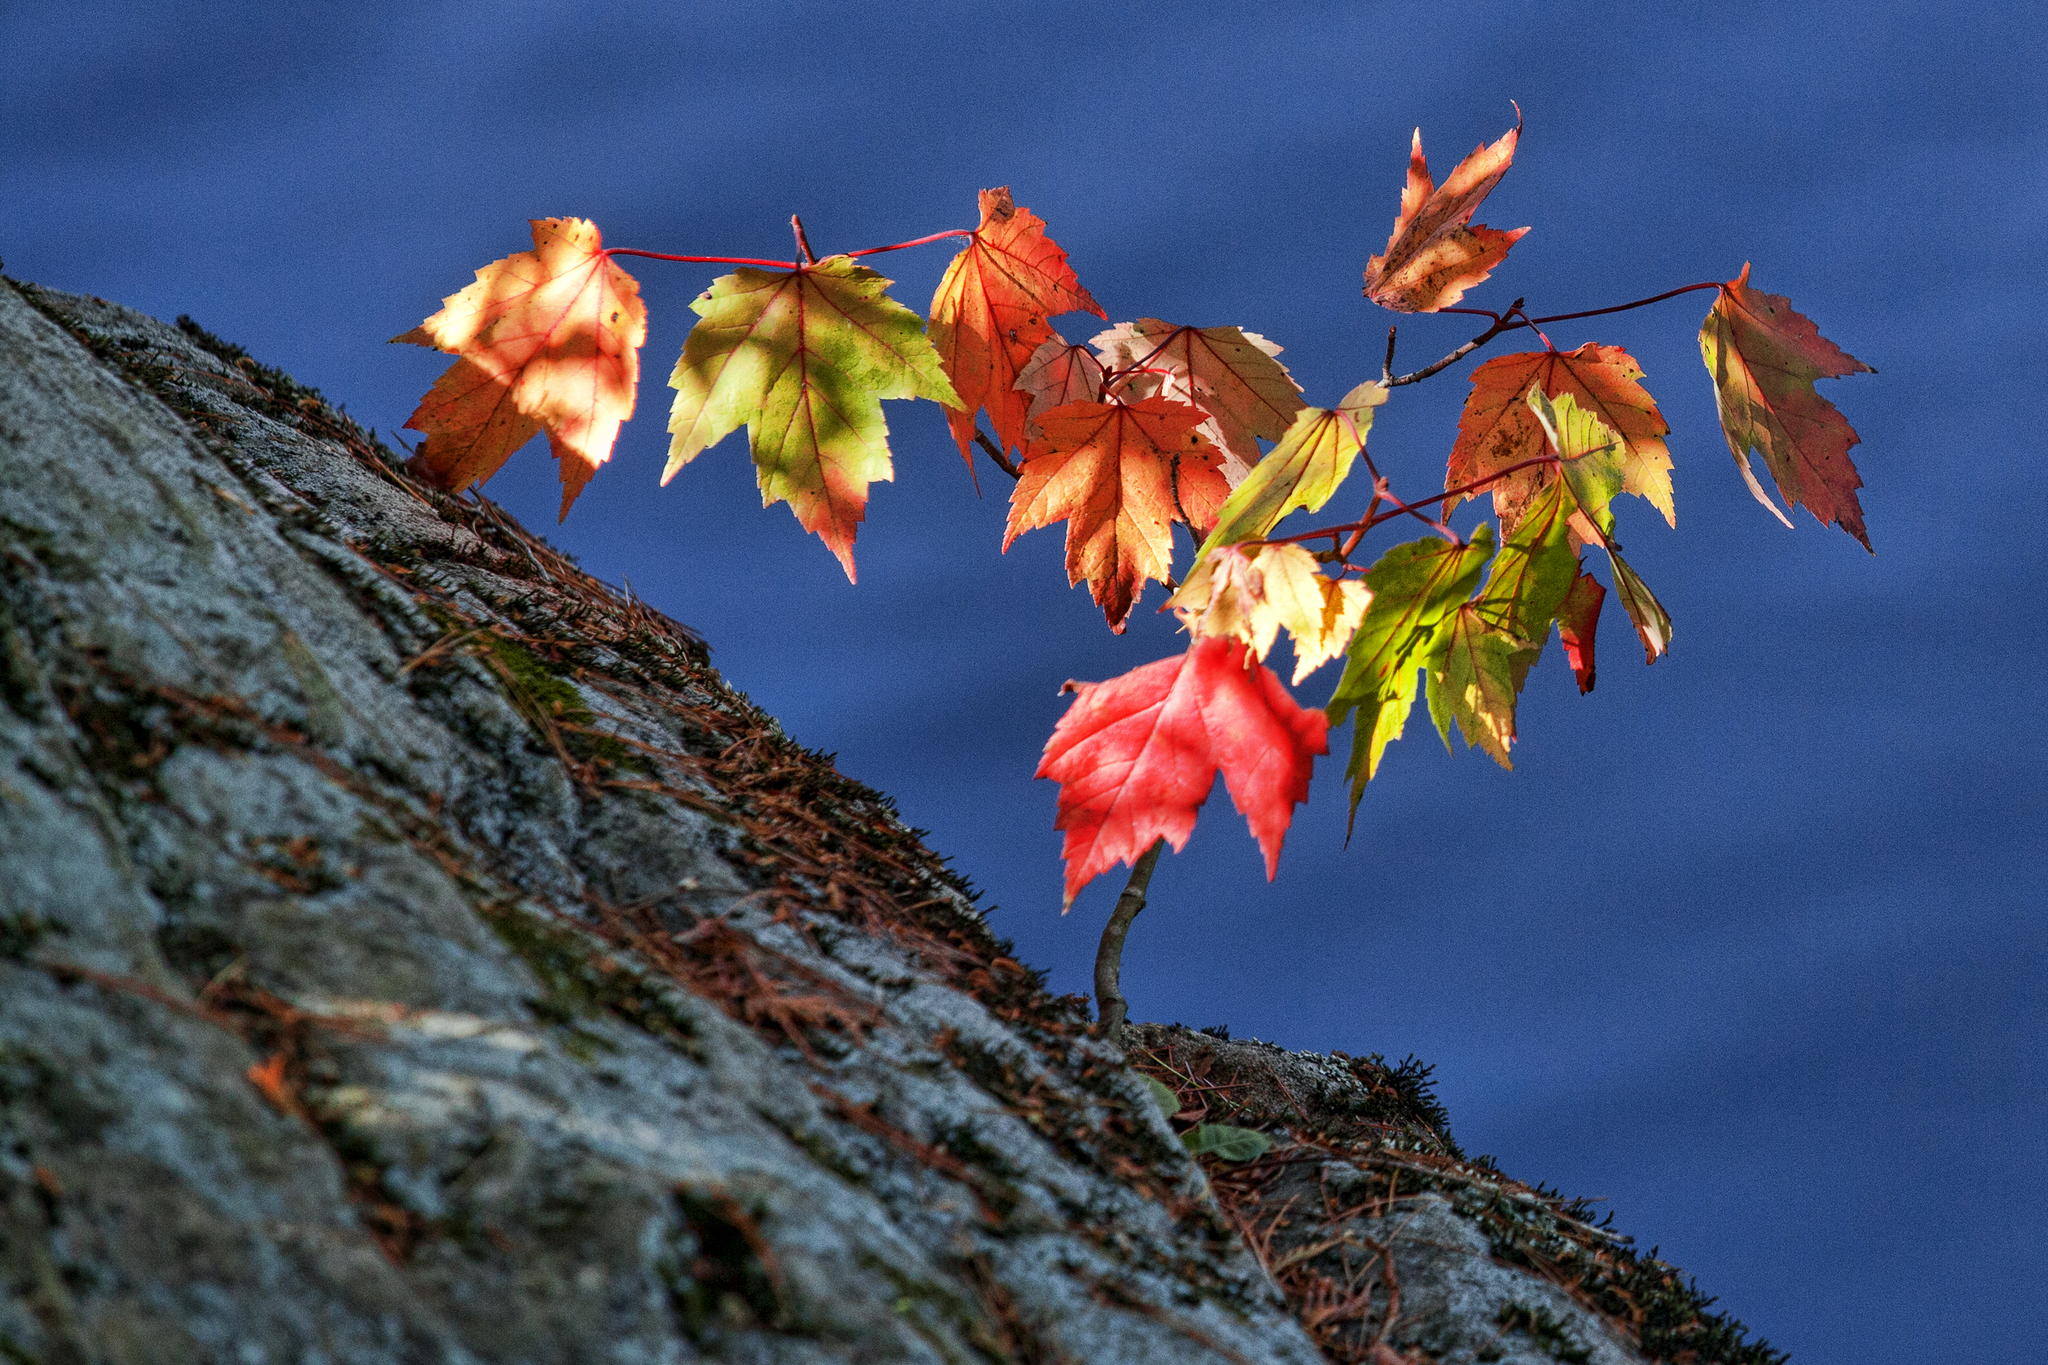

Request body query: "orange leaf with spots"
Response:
[1039, 635, 1328, 906]
[1362, 119, 1527, 313]
[1005, 398, 1230, 632]
[395, 217, 646, 518]
[1446, 343, 1674, 532]
[930, 188, 1104, 468]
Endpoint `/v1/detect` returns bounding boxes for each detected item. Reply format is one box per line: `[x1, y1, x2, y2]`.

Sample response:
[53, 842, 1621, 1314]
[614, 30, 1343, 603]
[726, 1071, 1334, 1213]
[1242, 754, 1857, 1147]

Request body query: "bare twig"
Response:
[1386, 300, 1521, 387]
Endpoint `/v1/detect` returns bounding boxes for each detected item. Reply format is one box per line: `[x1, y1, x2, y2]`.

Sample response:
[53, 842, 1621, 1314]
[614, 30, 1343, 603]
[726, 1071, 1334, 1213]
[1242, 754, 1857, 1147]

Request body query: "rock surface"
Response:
[0, 277, 1782, 1363]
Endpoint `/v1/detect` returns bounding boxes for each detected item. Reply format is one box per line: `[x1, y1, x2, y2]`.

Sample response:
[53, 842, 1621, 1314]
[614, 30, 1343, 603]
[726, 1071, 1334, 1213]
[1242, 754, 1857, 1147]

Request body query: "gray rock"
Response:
[0, 277, 1782, 1364]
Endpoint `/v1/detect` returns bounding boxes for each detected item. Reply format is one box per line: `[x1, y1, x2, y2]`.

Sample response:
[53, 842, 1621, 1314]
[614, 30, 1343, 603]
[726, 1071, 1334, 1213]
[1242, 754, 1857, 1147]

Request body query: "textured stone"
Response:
[0, 278, 1781, 1364]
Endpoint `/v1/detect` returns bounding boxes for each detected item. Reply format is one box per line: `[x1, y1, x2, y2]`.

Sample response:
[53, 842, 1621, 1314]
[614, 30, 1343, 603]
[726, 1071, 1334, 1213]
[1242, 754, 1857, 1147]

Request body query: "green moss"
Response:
[479, 635, 644, 773]
[478, 904, 698, 1050]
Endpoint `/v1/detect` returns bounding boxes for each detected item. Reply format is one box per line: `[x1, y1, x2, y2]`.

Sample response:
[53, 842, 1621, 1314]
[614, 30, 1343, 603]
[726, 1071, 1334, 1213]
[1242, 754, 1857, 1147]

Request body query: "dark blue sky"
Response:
[6, 4, 2041, 1360]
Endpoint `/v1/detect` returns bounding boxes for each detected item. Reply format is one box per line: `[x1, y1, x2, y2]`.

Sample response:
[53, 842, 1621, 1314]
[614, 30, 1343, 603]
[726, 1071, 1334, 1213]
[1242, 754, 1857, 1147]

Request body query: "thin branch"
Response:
[789, 215, 817, 265]
[973, 429, 1022, 481]
[1360, 453, 1457, 543]
[1266, 455, 1562, 548]
[1094, 839, 1166, 1043]
[1386, 300, 1520, 387]
[1526, 280, 1723, 326]
[1381, 326, 1399, 386]
[1381, 283, 1722, 389]
[1503, 303, 1555, 352]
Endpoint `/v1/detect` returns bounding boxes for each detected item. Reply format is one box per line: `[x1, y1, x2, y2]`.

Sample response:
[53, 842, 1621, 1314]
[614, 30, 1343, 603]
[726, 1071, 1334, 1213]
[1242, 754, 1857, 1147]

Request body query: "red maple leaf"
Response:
[1038, 636, 1329, 907]
[1555, 565, 1605, 694]
[1699, 263, 1875, 548]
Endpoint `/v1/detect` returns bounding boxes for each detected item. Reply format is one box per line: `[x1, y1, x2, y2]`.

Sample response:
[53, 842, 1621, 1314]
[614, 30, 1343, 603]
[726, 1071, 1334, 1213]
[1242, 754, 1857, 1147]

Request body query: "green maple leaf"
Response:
[1194, 380, 1385, 557]
[665, 255, 959, 581]
[1326, 526, 1494, 824]
[1429, 608, 1527, 769]
[1527, 387, 1672, 663]
[1429, 478, 1577, 767]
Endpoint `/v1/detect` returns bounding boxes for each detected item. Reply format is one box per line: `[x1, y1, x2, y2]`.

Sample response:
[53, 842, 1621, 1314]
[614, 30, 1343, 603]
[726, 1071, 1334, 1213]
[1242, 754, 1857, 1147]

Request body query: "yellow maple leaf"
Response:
[1170, 542, 1371, 683]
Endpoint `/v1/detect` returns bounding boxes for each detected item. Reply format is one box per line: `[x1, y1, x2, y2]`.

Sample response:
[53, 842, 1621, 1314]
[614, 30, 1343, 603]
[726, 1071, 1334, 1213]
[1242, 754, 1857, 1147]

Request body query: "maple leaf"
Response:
[1362, 119, 1528, 313]
[1169, 542, 1372, 683]
[1605, 549, 1670, 662]
[1015, 338, 1106, 432]
[1526, 389, 1672, 662]
[1091, 320, 1305, 483]
[1038, 635, 1329, 907]
[1004, 397, 1230, 631]
[1195, 381, 1385, 558]
[1470, 475, 1578, 644]
[1699, 263, 1875, 548]
[1429, 608, 1526, 769]
[395, 217, 647, 518]
[1555, 566, 1606, 694]
[1326, 528, 1494, 820]
[1446, 344, 1674, 533]
[665, 255, 959, 582]
[930, 187, 1103, 467]
[1428, 478, 1575, 768]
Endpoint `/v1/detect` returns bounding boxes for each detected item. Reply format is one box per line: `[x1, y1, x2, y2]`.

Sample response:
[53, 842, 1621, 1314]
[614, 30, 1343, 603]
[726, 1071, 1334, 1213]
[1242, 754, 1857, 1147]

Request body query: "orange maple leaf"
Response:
[1090, 320, 1304, 484]
[1699, 263, 1875, 548]
[1446, 343, 1674, 533]
[1362, 119, 1527, 313]
[1004, 398, 1229, 632]
[1038, 636, 1329, 906]
[395, 217, 646, 518]
[930, 188, 1103, 469]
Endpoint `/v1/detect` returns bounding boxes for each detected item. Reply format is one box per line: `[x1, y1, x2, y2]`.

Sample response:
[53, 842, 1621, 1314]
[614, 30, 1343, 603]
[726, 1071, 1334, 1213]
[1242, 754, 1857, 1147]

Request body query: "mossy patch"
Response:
[478, 902, 699, 1050]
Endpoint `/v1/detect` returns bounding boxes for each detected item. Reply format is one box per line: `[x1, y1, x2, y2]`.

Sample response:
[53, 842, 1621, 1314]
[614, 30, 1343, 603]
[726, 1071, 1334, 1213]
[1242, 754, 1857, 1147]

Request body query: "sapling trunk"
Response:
[1093, 838, 1166, 1043]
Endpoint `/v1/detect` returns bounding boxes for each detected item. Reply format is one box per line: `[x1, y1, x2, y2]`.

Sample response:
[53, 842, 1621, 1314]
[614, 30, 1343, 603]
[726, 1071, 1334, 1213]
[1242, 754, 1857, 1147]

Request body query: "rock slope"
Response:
[0, 276, 1780, 1364]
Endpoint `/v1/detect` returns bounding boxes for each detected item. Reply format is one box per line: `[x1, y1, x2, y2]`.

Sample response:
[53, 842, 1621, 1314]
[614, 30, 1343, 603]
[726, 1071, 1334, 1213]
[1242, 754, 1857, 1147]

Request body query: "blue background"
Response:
[5, 4, 2041, 1360]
